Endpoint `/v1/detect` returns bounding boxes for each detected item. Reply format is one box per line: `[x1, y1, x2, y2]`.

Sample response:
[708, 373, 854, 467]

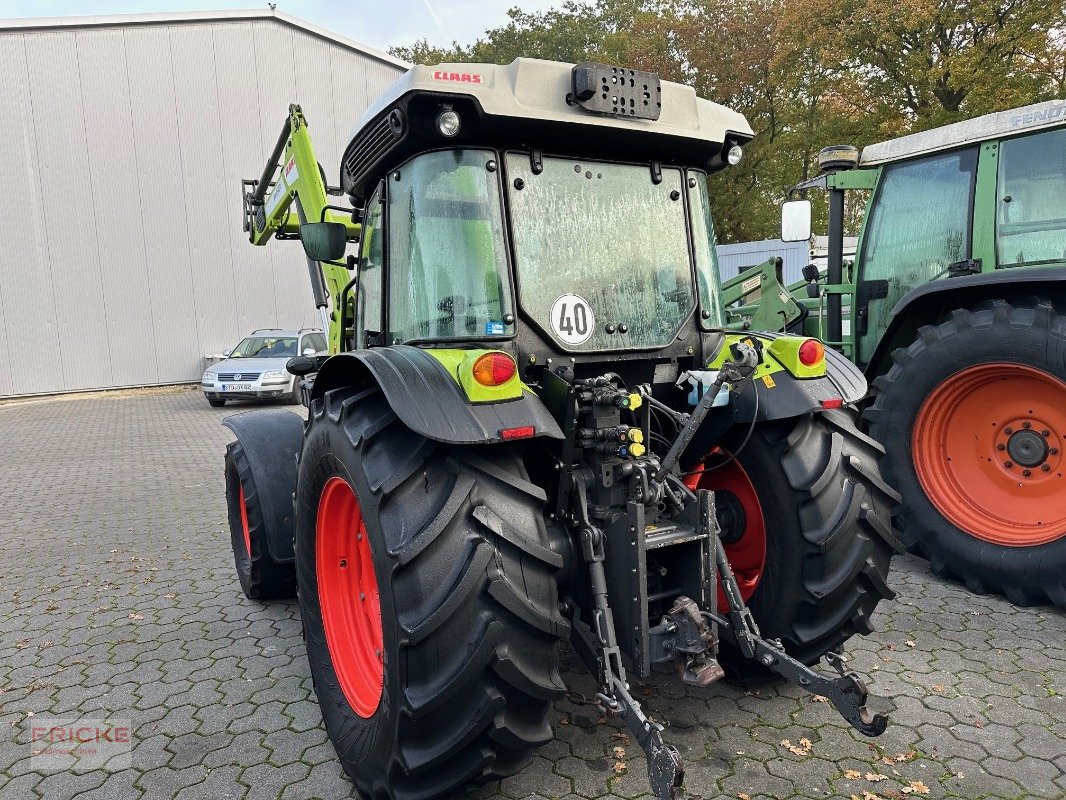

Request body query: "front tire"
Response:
[224, 442, 298, 599]
[208, 397, 226, 407]
[689, 409, 902, 681]
[864, 299, 1066, 608]
[295, 386, 568, 800]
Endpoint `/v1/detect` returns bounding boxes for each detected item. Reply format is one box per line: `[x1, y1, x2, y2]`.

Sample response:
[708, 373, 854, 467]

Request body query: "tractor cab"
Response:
[337, 59, 753, 379]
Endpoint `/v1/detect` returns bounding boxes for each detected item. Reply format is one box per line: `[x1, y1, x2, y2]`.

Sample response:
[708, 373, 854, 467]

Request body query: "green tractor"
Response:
[725, 101, 1066, 608]
[223, 59, 901, 800]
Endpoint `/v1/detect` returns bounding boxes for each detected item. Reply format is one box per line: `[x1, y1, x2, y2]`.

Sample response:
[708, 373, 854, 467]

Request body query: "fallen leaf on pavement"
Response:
[780, 738, 812, 756]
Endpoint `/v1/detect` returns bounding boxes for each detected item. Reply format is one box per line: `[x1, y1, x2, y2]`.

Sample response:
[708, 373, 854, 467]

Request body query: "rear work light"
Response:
[798, 339, 825, 367]
[472, 352, 517, 386]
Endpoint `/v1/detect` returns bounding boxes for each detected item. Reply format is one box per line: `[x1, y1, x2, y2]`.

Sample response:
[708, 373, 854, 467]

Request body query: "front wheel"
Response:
[687, 408, 902, 681]
[295, 386, 567, 800]
[208, 397, 226, 408]
[224, 441, 297, 599]
[864, 299, 1066, 608]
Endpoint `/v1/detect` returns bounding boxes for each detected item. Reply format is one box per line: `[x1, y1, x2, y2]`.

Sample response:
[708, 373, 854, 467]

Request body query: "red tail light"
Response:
[799, 339, 825, 366]
[472, 352, 516, 386]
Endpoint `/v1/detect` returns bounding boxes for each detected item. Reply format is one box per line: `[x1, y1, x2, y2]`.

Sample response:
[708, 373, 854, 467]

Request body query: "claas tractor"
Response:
[725, 101, 1066, 609]
[222, 59, 902, 800]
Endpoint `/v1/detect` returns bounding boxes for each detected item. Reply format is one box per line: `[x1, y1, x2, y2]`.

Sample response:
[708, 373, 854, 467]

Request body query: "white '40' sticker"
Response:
[551, 294, 595, 345]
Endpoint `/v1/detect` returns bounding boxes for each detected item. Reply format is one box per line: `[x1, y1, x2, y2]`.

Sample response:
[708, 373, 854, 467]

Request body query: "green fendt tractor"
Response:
[223, 59, 902, 800]
[724, 101, 1066, 608]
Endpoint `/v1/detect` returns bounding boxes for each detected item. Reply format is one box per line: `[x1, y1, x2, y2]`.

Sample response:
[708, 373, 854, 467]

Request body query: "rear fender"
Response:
[865, 266, 1066, 378]
[710, 332, 868, 423]
[222, 409, 304, 564]
[310, 346, 564, 444]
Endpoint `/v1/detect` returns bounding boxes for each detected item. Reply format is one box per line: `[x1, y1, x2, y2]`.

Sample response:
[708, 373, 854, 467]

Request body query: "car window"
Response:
[230, 336, 298, 358]
[302, 333, 327, 352]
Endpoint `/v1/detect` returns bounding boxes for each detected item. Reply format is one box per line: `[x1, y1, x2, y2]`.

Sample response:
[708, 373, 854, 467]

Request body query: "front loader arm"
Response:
[243, 105, 360, 353]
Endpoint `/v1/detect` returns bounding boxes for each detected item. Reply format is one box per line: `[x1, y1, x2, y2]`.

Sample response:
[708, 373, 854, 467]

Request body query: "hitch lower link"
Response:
[573, 509, 888, 800]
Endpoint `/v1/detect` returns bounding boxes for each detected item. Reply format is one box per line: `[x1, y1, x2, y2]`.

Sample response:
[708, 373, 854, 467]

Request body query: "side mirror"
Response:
[781, 199, 812, 243]
[302, 347, 316, 356]
[286, 355, 317, 377]
[222, 349, 232, 358]
[300, 221, 346, 262]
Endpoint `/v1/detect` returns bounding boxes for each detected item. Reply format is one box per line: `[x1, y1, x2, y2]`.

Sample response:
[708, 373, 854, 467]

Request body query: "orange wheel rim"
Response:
[316, 477, 384, 717]
[238, 484, 253, 557]
[912, 363, 1066, 546]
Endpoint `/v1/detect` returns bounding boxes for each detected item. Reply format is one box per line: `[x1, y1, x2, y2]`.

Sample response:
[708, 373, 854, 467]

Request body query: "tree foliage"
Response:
[392, 0, 1065, 243]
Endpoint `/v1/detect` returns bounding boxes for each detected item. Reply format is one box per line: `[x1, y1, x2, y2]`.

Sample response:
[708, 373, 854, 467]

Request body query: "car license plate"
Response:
[224, 383, 253, 392]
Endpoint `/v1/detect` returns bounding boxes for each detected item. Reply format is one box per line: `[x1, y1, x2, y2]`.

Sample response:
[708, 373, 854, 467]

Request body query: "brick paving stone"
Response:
[0, 387, 1063, 800]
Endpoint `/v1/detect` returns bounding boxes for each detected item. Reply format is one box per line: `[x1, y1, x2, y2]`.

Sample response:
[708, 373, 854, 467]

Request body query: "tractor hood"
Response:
[340, 58, 754, 200]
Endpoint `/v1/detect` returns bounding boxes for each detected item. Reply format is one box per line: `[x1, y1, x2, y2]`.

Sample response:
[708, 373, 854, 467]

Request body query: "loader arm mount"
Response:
[243, 105, 361, 353]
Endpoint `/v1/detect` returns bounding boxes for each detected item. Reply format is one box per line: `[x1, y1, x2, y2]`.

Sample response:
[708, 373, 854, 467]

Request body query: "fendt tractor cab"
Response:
[725, 101, 1066, 609]
[224, 59, 902, 800]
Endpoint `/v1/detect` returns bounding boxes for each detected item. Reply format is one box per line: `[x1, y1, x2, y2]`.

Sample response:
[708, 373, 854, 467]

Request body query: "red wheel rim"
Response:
[685, 455, 767, 606]
[316, 477, 383, 717]
[238, 484, 252, 557]
[912, 363, 1066, 546]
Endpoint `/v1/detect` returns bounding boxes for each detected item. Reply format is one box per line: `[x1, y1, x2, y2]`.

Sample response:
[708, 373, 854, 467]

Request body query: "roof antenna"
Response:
[268, 3, 277, 9]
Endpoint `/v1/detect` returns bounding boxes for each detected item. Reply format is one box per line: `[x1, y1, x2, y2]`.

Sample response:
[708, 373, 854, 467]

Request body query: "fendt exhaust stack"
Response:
[223, 58, 902, 799]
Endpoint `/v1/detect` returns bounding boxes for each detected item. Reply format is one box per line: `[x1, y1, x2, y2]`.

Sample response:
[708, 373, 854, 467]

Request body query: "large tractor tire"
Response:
[687, 409, 902, 682]
[865, 299, 1066, 608]
[224, 441, 298, 599]
[295, 386, 568, 800]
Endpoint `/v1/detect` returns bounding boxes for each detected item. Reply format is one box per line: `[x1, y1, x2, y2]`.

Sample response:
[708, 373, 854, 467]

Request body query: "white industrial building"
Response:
[0, 9, 406, 397]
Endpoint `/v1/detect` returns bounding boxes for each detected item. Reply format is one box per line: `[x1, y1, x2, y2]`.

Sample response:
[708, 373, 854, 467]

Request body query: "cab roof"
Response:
[860, 99, 1066, 166]
[340, 58, 754, 199]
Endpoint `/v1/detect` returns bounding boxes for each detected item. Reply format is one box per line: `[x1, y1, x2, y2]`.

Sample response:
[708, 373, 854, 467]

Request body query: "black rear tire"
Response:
[711, 409, 903, 681]
[296, 386, 568, 800]
[864, 299, 1066, 608]
[224, 442, 298, 599]
[208, 398, 226, 407]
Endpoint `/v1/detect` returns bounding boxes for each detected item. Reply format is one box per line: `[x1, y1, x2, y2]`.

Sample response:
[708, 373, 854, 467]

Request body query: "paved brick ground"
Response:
[0, 387, 1063, 800]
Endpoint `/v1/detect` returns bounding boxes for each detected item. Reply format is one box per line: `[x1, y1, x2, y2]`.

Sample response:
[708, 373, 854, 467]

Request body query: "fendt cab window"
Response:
[388, 150, 514, 343]
[997, 128, 1066, 267]
[506, 154, 694, 351]
[857, 148, 977, 361]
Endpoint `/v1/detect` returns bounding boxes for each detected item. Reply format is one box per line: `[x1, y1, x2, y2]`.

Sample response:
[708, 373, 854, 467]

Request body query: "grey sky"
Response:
[0, 0, 581, 51]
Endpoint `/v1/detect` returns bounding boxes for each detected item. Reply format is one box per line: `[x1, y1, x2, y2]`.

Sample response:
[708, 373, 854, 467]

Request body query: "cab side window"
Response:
[997, 128, 1066, 267]
[355, 184, 385, 350]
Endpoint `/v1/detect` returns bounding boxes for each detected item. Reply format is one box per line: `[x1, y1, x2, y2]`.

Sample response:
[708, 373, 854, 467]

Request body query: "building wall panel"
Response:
[0, 33, 62, 396]
[125, 25, 203, 384]
[0, 17, 403, 396]
[25, 30, 114, 392]
[170, 24, 242, 366]
[76, 27, 160, 388]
